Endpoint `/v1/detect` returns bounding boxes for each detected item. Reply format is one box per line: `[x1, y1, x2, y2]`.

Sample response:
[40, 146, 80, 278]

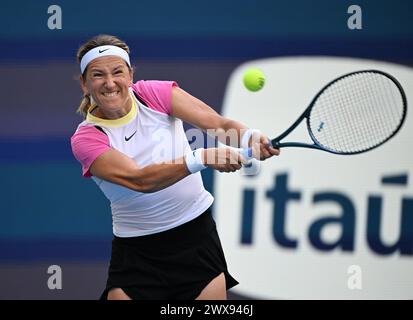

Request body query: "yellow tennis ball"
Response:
[243, 68, 265, 92]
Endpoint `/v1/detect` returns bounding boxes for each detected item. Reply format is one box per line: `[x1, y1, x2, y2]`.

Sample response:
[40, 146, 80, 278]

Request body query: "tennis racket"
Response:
[241, 69, 407, 159]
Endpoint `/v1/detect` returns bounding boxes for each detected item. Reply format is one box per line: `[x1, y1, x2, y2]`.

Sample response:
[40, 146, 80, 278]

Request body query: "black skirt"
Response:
[100, 207, 239, 300]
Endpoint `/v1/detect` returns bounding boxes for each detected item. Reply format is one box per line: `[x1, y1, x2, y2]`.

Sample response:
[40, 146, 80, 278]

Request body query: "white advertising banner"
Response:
[215, 57, 413, 299]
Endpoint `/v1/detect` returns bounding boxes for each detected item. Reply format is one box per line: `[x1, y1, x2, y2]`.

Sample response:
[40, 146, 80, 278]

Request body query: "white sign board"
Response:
[215, 57, 413, 299]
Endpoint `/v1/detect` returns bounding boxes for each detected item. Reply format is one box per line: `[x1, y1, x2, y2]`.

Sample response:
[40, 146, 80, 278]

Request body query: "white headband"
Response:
[80, 45, 131, 74]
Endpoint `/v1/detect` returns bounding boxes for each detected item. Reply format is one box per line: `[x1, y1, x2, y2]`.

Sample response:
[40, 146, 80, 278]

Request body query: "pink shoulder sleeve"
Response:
[71, 125, 111, 178]
[131, 80, 179, 115]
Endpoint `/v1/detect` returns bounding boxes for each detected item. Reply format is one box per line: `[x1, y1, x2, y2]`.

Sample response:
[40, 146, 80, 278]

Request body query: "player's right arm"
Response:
[72, 125, 244, 193]
[89, 148, 244, 193]
[89, 148, 189, 193]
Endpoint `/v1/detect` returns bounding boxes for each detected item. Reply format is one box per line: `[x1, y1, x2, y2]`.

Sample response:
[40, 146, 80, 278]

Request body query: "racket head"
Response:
[306, 70, 407, 155]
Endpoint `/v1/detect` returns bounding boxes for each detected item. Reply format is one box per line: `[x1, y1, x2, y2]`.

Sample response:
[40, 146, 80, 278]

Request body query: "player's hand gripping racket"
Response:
[241, 70, 407, 160]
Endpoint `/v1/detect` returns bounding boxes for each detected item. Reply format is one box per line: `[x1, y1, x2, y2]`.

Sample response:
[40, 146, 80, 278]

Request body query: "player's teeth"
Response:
[104, 91, 119, 97]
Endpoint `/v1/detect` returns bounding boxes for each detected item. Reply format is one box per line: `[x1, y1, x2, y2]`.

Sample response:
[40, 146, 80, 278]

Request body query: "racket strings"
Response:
[314, 78, 367, 152]
[344, 74, 398, 151]
[319, 77, 390, 152]
[336, 78, 366, 152]
[354, 75, 381, 150]
[309, 72, 405, 154]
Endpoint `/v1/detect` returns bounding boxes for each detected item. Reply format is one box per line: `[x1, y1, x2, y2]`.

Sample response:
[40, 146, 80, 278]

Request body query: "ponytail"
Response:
[77, 94, 91, 118]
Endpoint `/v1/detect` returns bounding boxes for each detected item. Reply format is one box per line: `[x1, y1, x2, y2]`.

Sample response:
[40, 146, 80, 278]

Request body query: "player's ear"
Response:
[128, 66, 134, 86]
[79, 75, 89, 95]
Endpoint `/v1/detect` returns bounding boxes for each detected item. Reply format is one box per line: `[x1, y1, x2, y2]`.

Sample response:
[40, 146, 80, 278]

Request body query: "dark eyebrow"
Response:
[113, 65, 125, 71]
[89, 65, 125, 74]
[90, 68, 104, 73]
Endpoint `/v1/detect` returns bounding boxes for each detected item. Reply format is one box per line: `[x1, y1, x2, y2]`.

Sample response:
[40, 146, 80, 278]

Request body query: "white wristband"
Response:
[185, 148, 207, 173]
[241, 129, 261, 149]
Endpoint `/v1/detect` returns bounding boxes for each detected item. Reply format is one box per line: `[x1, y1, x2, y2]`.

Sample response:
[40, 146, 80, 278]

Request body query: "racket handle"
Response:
[240, 141, 274, 158]
[239, 148, 253, 160]
[238, 148, 254, 168]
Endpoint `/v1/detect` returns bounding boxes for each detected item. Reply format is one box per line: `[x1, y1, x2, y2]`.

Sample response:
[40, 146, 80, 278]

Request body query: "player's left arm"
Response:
[171, 86, 279, 159]
[171, 86, 245, 146]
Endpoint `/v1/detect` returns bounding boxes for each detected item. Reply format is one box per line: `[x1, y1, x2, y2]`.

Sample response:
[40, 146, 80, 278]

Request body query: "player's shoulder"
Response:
[132, 79, 178, 92]
[71, 122, 106, 144]
[134, 79, 170, 85]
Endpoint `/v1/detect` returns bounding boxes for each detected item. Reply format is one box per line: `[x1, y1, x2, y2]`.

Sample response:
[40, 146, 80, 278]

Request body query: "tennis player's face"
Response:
[82, 56, 133, 118]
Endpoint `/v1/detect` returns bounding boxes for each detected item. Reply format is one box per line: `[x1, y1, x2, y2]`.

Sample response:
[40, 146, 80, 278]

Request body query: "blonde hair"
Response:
[76, 34, 131, 117]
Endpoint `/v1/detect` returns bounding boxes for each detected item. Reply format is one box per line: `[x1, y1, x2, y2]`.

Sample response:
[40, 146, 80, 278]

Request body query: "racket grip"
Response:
[239, 148, 253, 160]
[239, 148, 254, 168]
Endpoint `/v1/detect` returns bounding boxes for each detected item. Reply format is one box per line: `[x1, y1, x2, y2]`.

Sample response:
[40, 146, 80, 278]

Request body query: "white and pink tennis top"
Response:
[71, 80, 213, 237]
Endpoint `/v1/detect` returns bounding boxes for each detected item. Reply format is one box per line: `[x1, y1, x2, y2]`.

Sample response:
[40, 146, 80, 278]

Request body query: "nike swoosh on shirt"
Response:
[125, 131, 137, 141]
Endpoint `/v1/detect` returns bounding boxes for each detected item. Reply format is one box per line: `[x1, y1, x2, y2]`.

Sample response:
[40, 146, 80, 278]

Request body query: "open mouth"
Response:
[102, 91, 120, 98]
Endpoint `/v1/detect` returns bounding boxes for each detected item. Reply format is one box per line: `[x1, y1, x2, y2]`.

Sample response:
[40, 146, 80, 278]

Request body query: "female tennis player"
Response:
[70, 34, 279, 300]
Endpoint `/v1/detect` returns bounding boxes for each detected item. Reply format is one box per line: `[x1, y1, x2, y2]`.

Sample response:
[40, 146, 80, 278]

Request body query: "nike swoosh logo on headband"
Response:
[99, 48, 109, 53]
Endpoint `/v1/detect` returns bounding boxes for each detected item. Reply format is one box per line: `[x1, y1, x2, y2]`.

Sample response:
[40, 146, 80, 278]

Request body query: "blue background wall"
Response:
[0, 0, 412, 299]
